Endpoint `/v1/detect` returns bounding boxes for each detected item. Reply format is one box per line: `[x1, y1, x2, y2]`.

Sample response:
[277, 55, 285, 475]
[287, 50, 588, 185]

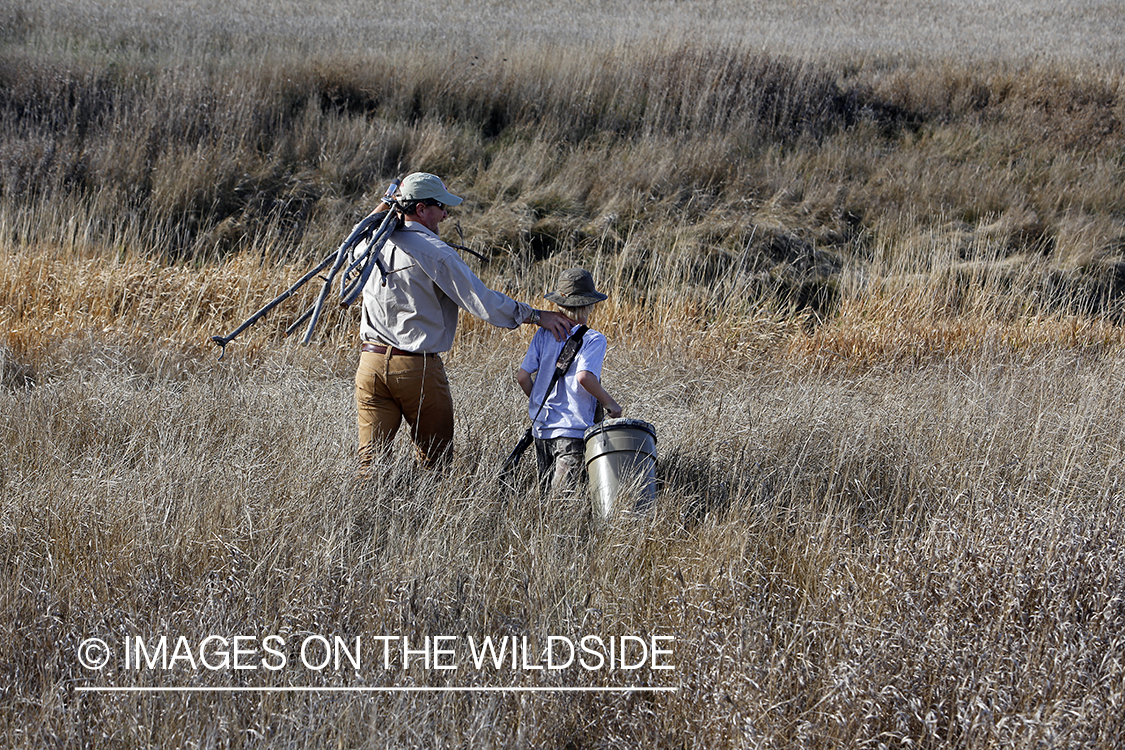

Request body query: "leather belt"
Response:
[361, 342, 430, 357]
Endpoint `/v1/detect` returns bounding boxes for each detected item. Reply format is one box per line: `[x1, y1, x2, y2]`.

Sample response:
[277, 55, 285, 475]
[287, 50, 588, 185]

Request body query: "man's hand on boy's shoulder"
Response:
[535, 309, 577, 341]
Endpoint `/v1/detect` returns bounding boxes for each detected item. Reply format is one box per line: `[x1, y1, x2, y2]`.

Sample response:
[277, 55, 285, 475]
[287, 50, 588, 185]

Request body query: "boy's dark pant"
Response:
[534, 437, 586, 499]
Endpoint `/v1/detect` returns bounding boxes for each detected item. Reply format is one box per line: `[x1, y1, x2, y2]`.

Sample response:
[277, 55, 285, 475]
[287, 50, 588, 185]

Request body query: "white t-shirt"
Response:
[519, 324, 607, 440]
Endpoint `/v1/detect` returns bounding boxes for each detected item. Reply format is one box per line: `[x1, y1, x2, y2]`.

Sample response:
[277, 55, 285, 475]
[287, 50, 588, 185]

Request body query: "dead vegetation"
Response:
[3, 0, 1125, 747]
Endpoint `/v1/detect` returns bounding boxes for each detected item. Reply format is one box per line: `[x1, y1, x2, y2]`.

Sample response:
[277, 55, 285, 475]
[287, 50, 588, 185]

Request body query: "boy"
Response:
[517, 268, 623, 498]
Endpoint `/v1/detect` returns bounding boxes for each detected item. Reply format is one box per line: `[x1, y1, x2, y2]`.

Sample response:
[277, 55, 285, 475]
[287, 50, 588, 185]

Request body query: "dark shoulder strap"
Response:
[552, 324, 589, 379]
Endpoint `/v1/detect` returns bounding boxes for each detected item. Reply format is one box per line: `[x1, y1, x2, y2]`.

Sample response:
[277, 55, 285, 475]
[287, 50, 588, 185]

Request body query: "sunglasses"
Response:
[421, 199, 446, 210]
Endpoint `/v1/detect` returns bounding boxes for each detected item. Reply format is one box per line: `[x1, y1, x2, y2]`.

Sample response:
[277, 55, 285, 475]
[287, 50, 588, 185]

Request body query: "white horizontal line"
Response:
[77, 686, 677, 694]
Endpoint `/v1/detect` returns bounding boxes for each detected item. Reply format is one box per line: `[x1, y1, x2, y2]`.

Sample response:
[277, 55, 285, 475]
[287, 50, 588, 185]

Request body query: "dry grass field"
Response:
[3, 0, 1125, 748]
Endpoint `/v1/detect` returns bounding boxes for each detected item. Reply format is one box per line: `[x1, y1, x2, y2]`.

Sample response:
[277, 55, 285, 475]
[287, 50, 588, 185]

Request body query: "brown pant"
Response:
[355, 349, 454, 469]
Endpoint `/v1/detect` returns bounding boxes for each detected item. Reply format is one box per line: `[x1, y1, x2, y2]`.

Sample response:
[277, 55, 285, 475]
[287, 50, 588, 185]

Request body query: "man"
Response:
[354, 172, 572, 469]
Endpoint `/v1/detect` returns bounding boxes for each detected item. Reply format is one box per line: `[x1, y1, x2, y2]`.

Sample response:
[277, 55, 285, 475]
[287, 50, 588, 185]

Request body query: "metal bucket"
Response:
[584, 418, 657, 520]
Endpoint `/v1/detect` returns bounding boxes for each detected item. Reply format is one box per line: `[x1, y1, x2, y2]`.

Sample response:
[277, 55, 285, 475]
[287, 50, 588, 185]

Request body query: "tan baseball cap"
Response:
[397, 172, 463, 206]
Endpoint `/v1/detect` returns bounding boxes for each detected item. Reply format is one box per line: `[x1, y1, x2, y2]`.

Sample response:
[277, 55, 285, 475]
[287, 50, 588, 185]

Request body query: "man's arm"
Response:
[400, 227, 578, 341]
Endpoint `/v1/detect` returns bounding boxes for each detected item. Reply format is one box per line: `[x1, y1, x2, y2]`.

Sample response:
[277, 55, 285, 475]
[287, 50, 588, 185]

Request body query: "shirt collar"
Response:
[402, 220, 438, 238]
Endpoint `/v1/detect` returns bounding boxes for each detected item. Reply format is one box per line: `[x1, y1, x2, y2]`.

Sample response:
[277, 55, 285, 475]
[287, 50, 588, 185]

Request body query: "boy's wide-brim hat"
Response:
[544, 268, 608, 307]
[397, 172, 463, 206]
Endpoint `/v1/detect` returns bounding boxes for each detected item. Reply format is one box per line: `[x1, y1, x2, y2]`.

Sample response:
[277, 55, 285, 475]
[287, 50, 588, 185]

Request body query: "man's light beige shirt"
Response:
[357, 221, 531, 353]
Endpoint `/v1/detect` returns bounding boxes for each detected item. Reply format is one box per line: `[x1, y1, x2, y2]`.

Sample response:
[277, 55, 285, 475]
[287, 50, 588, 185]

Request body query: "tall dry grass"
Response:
[3, 322, 1125, 747]
[4, 0, 1125, 747]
